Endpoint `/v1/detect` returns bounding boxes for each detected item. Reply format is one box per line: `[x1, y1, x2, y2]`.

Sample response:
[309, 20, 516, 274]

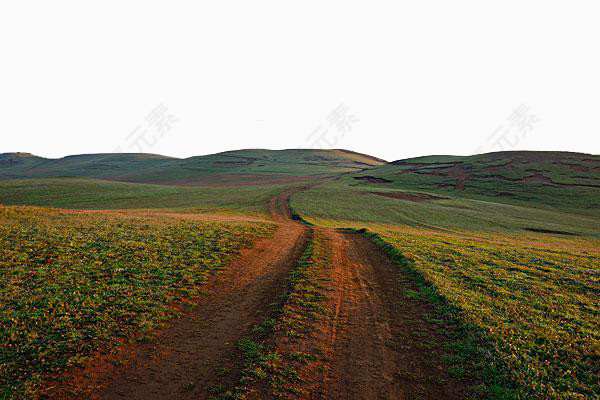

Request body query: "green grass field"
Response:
[0, 178, 295, 216]
[286, 152, 600, 399]
[0, 206, 275, 397]
[346, 151, 600, 211]
[291, 180, 600, 237]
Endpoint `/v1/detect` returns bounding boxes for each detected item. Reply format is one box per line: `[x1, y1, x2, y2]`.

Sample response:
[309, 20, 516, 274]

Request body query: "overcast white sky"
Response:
[1, 1, 599, 161]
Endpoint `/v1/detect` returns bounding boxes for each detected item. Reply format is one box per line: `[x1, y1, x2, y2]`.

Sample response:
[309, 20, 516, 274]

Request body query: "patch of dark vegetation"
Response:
[495, 192, 516, 197]
[289, 212, 313, 226]
[288, 201, 313, 226]
[353, 176, 392, 183]
[370, 191, 449, 202]
[524, 227, 578, 236]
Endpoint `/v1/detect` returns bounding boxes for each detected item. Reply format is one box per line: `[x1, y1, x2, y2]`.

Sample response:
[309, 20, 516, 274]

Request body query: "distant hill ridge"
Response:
[1, 149, 598, 210]
[0, 149, 385, 184]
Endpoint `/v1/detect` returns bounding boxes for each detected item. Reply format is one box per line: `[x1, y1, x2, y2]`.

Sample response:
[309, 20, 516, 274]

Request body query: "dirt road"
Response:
[270, 229, 469, 400]
[46, 188, 469, 399]
[322, 230, 467, 399]
[45, 189, 308, 399]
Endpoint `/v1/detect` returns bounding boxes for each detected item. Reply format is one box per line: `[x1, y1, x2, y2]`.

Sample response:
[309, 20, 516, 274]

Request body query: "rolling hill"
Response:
[0, 149, 385, 185]
[347, 151, 600, 211]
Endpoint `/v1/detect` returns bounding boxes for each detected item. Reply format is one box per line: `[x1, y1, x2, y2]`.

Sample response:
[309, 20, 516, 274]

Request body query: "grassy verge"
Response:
[359, 228, 599, 399]
[0, 205, 275, 399]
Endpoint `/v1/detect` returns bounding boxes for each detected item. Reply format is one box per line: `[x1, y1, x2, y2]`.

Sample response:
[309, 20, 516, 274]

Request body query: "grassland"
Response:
[1, 149, 598, 399]
[0, 178, 294, 216]
[287, 212, 600, 398]
[374, 227, 600, 399]
[0, 205, 275, 398]
[291, 180, 600, 237]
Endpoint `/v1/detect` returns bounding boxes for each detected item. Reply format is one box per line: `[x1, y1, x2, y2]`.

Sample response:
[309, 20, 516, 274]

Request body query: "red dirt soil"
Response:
[42, 190, 309, 400]
[323, 231, 467, 399]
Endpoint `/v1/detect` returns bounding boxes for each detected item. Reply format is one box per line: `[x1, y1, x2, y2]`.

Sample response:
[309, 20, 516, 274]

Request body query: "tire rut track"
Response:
[324, 230, 469, 399]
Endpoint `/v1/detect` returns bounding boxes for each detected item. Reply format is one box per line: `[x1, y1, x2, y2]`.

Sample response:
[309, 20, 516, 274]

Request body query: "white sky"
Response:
[1, 1, 599, 161]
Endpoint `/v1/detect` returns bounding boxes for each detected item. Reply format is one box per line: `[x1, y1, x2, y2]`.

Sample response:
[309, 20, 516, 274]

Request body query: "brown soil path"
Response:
[44, 189, 308, 400]
[278, 229, 469, 399]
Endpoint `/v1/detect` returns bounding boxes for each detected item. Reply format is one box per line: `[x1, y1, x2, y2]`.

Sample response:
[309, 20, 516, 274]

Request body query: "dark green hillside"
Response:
[0, 153, 177, 181]
[0, 153, 48, 177]
[348, 151, 600, 211]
